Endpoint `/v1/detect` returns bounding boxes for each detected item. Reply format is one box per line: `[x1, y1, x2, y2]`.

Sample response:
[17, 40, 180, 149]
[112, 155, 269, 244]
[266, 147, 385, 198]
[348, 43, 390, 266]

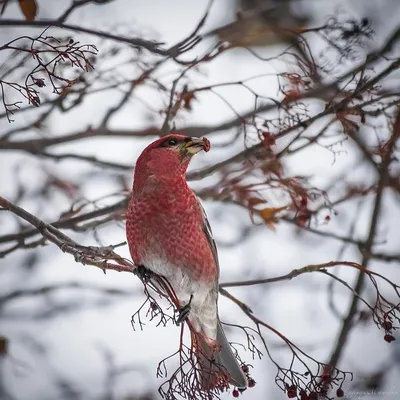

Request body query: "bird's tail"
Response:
[195, 320, 248, 390]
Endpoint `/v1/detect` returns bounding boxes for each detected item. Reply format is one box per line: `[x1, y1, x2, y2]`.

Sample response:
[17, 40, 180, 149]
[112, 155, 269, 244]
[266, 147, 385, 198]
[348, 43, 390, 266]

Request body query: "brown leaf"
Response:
[283, 89, 301, 104]
[258, 206, 287, 229]
[247, 197, 266, 207]
[182, 91, 197, 111]
[259, 206, 287, 220]
[18, 0, 37, 21]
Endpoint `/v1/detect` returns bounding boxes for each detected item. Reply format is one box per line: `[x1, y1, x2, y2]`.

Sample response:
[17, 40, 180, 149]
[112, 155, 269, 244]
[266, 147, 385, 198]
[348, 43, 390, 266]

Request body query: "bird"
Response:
[126, 133, 248, 389]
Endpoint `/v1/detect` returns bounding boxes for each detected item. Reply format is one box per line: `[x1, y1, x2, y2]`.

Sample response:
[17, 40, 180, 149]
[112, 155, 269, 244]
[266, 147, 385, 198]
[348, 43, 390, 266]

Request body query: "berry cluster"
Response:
[382, 320, 396, 343]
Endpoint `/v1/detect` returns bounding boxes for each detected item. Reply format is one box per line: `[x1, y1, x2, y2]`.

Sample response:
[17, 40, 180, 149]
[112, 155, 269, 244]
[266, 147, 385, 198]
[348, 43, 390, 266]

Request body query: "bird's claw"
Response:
[134, 265, 152, 282]
[175, 295, 193, 325]
[176, 304, 191, 325]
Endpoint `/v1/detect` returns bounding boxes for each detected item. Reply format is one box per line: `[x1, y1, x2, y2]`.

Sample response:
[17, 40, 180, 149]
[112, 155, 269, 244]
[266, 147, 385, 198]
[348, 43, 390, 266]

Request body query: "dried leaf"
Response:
[247, 197, 266, 207]
[182, 91, 197, 111]
[258, 206, 287, 229]
[259, 206, 287, 221]
[283, 89, 301, 104]
[18, 0, 37, 21]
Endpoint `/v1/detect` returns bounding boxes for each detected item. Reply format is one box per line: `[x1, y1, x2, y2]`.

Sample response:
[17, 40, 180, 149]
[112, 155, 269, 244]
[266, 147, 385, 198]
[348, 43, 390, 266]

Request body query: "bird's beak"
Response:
[183, 137, 210, 155]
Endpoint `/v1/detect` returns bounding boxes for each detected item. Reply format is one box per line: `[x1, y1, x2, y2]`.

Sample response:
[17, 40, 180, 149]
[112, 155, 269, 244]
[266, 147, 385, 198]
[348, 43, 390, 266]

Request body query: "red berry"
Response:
[384, 334, 395, 343]
[325, 215, 331, 222]
[248, 378, 256, 388]
[241, 365, 249, 373]
[34, 78, 45, 87]
[287, 389, 297, 398]
[382, 321, 392, 330]
[336, 388, 344, 397]
[309, 392, 318, 400]
[299, 390, 309, 400]
[232, 389, 239, 398]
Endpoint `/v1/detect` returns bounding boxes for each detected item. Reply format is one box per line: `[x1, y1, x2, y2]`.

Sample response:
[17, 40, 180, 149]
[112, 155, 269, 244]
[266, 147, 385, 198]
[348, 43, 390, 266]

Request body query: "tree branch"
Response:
[327, 106, 400, 369]
[0, 195, 134, 274]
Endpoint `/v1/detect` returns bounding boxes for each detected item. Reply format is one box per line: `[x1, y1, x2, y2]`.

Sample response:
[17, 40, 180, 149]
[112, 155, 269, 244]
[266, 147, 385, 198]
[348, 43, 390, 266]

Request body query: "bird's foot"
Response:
[176, 295, 193, 325]
[134, 265, 152, 282]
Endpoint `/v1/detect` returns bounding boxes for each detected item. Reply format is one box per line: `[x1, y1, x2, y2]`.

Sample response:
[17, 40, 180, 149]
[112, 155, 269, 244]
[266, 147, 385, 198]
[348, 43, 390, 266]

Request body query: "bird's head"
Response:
[133, 134, 210, 189]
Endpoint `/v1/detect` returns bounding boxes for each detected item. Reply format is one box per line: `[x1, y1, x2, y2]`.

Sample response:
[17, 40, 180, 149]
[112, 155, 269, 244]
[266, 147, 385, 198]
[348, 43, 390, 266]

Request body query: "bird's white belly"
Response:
[142, 256, 217, 339]
[142, 256, 208, 305]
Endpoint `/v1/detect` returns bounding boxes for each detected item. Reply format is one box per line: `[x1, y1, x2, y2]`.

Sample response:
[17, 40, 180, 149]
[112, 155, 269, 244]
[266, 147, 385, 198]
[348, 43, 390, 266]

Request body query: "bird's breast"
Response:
[126, 189, 216, 285]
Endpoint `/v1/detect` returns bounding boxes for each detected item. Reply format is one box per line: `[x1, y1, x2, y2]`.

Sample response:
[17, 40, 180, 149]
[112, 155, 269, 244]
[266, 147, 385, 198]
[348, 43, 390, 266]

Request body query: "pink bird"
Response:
[126, 134, 247, 389]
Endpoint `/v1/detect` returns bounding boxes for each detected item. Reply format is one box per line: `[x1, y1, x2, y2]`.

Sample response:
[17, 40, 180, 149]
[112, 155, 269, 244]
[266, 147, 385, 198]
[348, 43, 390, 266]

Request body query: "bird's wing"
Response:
[196, 197, 220, 279]
[195, 197, 248, 388]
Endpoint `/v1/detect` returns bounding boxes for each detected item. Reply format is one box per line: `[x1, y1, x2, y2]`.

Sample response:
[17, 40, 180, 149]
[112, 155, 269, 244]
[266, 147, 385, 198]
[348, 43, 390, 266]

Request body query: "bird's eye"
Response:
[168, 139, 177, 146]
